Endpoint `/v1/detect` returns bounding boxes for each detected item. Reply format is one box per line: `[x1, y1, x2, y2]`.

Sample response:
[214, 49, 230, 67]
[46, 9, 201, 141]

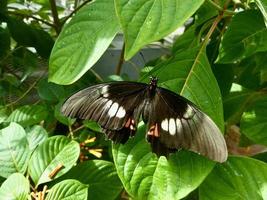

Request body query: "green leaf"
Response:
[49, 0, 120, 84]
[0, 27, 10, 58]
[255, 0, 267, 27]
[37, 78, 66, 102]
[6, 16, 54, 58]
[26, 125, 48, 151]
[240, 95, 267, 145]
[113, 125, 214, 200]
[0, 173, 29, 200]
[0, 106, 8, 124]
[223, 90, 262, 125]
[54, 160, 123, 200]
[46, 179, 88, 200]
[28, 136, 80, 186]
[115, 0, 205, 60]
[199, 156, 267, 200]
[7, 105, 48, 126]
[54, 102, 75, 126]
[6, 17, 36, 47]
[194, 1, 218, 26]
[217, 10, 267, 63]
[142, 46, 224, 130]
[0, 123, 31, 178]
[172, 25, 198, 53]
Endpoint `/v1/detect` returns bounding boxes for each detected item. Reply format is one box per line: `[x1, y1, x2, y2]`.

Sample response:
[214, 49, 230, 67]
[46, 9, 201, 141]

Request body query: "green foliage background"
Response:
[1, 0, 267, 199]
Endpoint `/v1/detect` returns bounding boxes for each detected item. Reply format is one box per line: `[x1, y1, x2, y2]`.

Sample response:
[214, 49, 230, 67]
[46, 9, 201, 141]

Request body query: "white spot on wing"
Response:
[184, 106, 195, 118]
[116, 106, 126, 118]
[108, 102, 119, 117]
[105, 100, 113, 108]
[102, 85, 109, 97]
[169, 118, 176, 135]
[101, 85, 109, 93]
[176, 118, 182, 132]
[161, 119, 168, 131]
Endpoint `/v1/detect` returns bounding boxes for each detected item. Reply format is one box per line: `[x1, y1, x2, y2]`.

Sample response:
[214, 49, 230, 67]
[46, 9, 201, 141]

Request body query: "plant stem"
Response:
[115, 43, 125, 75]
[49, 0, 61, 34]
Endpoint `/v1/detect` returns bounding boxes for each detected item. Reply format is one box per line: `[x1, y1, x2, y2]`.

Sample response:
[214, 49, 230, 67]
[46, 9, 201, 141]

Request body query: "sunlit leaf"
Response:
[49, 0, 120, 84]
[113, 125, 214, 200]
[54, 160, 123, 200]
[28, 136, 80, 186]
[0, 173, 29, 200]
[0, 123, 30, 178]
[26, 125, 48, 151]
[115, 0, 205, 59]
[7, 105, 48, 126]
[199, 156, 267, 200]
[46, 179, 88, 200]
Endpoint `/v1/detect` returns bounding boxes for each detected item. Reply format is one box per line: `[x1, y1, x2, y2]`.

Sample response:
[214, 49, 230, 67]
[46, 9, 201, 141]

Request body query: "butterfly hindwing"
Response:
[146, 87, 227, 163]
[61, 82, 147, 142]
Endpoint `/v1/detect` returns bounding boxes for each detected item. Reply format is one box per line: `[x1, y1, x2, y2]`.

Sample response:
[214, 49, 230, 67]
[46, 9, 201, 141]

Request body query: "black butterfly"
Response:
[61, 77, 228, 162]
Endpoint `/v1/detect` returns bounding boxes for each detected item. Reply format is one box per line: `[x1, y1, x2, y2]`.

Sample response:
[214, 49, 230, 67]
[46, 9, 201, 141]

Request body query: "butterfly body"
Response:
[62, 77, 228, 162]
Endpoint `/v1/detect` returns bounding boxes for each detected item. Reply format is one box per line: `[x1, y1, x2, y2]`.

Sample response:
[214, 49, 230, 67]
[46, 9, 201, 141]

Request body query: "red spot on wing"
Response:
[148, 123, 160, 137]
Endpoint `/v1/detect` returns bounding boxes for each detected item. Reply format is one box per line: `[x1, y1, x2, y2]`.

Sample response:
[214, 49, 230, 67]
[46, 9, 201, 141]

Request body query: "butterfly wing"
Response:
[62, 82, 147, 143]
[146, 87, 228, 163]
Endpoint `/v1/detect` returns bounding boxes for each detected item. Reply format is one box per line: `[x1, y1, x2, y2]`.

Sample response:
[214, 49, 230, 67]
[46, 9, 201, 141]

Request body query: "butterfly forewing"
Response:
[145, 87, 227, 163]
[62, 82, 147, 142]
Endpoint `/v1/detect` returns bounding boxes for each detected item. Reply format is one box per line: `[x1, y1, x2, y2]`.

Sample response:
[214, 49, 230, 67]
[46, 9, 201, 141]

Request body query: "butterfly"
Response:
[61, 77, 228, 162]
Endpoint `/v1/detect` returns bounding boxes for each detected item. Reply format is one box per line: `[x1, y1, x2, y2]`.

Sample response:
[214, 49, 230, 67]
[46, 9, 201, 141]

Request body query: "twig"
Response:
[7, 10, 55, 27]
[49, 0, 61, 34]
[115, 43, 125, 75]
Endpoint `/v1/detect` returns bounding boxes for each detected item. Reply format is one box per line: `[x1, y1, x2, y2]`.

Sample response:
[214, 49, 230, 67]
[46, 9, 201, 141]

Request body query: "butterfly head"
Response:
[149, 76, 158, 92]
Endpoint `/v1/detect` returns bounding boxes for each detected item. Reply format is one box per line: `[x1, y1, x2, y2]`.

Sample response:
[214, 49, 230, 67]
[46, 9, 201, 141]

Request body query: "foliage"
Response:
[1, 0, 267, 199]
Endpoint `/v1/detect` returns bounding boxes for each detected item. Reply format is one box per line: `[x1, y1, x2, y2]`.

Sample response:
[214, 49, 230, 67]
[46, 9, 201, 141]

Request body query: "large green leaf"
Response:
[142, 46, 224, 130]
[7, 105, 48, 126]
[115, 0, 205, 60]
[6, 17, 54, 58]
[54, 160, 123, 200]
[113, 125, 215, 200]
[46, 179, 88, 200]
[28, 136, 80, 186]
[240, 95, 267, 145]
[26, 125, 48, 151]
[217, 10, 267, 63]
[0, 173, 29, 200]
[49, 0, 120, 84]
[199, 156, 267, 200]
[0, 123, 30, 178]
